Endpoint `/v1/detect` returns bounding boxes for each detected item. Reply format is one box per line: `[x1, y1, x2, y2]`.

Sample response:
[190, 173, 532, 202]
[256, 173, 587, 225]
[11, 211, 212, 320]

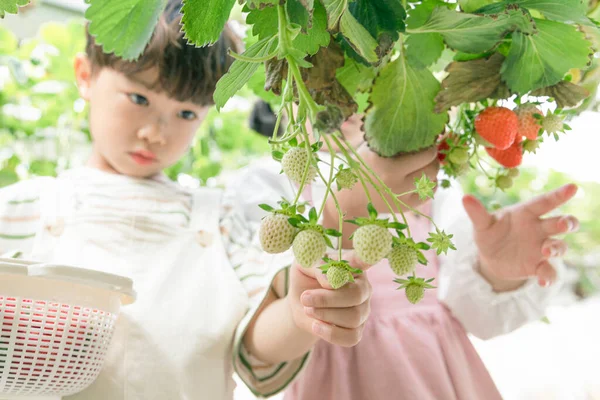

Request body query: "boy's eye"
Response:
[179, 110, 197, 120]
[128, 93, 149, 106]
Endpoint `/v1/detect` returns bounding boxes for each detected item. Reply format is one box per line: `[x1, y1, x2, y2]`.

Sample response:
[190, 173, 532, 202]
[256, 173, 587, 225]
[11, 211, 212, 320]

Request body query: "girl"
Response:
[230, 113, 579, 400]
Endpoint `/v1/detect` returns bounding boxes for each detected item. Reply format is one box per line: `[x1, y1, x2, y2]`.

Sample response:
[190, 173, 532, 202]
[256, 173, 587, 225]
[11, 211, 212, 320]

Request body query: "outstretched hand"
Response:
[462, 184, 579, 287]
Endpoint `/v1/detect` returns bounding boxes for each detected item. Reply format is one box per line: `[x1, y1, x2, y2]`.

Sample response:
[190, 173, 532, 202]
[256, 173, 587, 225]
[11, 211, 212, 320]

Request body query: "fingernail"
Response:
[562, 218, 574, 232]
[301, 292, 312, 307]
[538, 278, 546, 287]
[304, 306, 315, 317]
[550, 246, 558, 257]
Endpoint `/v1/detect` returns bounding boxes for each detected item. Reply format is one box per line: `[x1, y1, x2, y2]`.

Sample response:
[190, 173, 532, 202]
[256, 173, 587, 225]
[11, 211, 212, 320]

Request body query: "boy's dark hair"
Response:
[85, 0, 240, 105]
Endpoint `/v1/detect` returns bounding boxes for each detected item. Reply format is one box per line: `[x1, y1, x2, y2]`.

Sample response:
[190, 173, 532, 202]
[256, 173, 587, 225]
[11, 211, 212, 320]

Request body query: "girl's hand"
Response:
[287, 251, 372, 347]
[462, 184, 579, 288]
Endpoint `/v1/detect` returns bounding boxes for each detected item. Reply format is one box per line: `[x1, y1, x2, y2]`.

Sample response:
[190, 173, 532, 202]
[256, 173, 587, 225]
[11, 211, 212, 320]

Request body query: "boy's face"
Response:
[75, 55, 210, 178]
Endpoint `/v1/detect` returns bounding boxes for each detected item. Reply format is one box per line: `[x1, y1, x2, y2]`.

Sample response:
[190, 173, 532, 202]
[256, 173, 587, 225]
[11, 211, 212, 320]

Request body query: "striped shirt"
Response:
[0, 167, 306, 398]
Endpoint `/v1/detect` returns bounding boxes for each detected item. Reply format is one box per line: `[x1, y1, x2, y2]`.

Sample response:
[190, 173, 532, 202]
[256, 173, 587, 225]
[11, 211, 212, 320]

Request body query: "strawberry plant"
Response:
[4, 0, 598, 298]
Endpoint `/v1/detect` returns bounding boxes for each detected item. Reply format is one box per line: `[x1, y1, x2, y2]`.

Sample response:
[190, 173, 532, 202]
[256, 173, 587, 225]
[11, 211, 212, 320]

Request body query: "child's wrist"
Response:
[476, 257, 528, 293]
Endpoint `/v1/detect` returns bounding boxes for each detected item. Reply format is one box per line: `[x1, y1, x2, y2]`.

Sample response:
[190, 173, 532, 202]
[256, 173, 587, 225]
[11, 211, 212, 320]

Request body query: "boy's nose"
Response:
[138, 122, 167, 146]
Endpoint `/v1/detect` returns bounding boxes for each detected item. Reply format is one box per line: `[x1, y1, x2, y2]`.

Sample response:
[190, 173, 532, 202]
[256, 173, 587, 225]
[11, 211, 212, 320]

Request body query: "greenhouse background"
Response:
[1, 1, 600, 399]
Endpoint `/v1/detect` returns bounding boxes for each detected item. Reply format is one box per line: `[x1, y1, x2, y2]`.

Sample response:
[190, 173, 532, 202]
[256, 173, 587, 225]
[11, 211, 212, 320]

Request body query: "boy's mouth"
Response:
[129, 150, 158, 166]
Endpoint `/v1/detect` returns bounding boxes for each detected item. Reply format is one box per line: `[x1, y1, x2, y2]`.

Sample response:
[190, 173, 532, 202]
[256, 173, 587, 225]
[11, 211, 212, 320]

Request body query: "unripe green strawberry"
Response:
[336, 169, 358, 190]
[281, 146, 317, 184]
[293, 229, 327, 268]
[448, 147, 469, 165]
[353, 224, 393, 265]
[259, 214, 297, 254]
[405, 283, 425, 304]
[496, 175, 513, 190]
[327, 265, 351, 289]
[507, 168, 520, 178]
[542, 113, 564, 134]
[523, 139, 540, 153]
[388, 244, 417, 276]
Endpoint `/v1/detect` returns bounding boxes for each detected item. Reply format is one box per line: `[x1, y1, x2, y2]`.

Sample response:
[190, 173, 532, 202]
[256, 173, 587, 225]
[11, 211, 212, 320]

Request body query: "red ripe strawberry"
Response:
[515, 105, 542, 141]
[437, 140, 450, 163]
[474, 107, 519, 150]
[486, 140, 523, 168]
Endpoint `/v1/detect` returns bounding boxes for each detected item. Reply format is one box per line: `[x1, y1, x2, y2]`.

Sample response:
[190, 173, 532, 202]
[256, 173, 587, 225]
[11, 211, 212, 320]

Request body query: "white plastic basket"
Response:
[0, 258, 135, 399]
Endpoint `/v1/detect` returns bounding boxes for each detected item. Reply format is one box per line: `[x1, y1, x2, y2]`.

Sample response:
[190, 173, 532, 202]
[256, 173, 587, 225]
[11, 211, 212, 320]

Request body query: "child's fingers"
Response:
[304, 301, 370, 329]
[462, 195, 496, 232]
[524, 184, 578, 217]
[541, 215, 579, 236]
[301, 275, 371, 309]
[541, 238, 568, 258]
[310, 320, 365, 347]
[536, 260, 557, 287]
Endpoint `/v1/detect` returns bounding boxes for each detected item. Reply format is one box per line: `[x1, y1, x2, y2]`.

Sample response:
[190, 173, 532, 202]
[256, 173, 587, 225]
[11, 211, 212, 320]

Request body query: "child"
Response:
[230, 113, 580, 400]
[0, 2, 375, 399]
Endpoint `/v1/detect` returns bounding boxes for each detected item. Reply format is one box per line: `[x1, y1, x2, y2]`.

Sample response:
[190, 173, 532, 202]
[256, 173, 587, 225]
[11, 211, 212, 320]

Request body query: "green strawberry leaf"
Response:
[321, 0, 348, 30]
[336, 56, 377, 94]
[85, 0, 166, 61]
[246, 4, 278, 40]
[339, 11, 379, 63]
[292, 0, 331, 56]
[246, 0, 279, 9]
[181, 0, 236, 47]
[501, 18, 593, 93]
[435, 53, 509, 112]
[259, 204, 275, 212]
[364, 54, 448, 156]
[407, 7, 535, 54]
[405, 0, 449, 29]
[531, 81, 590, 108]
[405, 33, 445, 67]
[0, 0, 29, 18]
[214, 36, 277, 111]
[404, 0, 448, 67]
[511, 0, 587, 23]
[458, 0, 496, 13]
[325, 229, 343, 237]
[347, 0, 406, 54]
[287, 0, 311, 32]
[417, 251, 428, 265]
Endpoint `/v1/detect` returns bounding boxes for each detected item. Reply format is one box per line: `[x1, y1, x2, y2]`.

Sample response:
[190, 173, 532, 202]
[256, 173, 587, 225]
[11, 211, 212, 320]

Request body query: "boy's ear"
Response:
[74, 54, 93, 100]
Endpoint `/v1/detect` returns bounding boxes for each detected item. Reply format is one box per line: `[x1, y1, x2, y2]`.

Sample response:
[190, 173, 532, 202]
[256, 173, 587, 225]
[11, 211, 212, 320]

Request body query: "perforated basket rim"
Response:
[0, 259, 136, 305]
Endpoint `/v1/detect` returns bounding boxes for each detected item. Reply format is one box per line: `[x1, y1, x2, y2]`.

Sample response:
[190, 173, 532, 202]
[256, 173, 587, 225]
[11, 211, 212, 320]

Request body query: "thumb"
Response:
[462, 195, 495, 232]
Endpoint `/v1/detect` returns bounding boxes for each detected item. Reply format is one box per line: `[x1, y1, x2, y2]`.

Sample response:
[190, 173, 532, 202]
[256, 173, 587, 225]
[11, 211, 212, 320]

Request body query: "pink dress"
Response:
[284, 203, 503, 400]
